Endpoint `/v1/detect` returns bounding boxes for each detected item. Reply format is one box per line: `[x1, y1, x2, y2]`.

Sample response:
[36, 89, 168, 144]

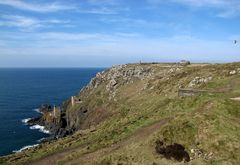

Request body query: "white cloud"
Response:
[38, 32, 113, 41]
[0, 15, 70, 31]
[84, 0, 129, 15]
[173, 0, 240, 18]
[0, 0, 75, 12]
[77, 7, 117, 14]
[0, 15, 42, 29]
[100, 17, 165, 29]
[0, 0, 127, 15]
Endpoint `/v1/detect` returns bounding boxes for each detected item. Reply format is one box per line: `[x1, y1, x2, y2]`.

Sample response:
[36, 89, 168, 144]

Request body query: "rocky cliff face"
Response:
[62, 64, 155, 136]
[80, 64, 153, 100]
[29, 64, 155, 138]
[27, 104, 68, 138]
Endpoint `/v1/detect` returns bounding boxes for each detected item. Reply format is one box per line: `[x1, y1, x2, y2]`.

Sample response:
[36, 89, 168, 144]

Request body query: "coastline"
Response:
[0, 68, 104, 157]
[22, 108, 51, 134]
[13, 144, 39, 153]
[16, 108, 51, 153]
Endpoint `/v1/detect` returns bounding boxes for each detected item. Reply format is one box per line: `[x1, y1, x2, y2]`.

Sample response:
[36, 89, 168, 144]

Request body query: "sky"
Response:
[0, 0, 240, 67]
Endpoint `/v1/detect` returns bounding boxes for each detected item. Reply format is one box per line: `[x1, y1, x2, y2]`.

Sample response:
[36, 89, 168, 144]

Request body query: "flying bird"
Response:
[234, 40, 237, 44]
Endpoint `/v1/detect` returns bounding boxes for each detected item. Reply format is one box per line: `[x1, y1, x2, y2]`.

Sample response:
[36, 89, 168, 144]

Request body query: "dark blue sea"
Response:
[0, 68, 104, 156]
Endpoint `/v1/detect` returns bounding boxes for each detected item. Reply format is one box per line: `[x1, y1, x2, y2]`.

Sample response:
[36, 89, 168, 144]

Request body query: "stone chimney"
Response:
[71, 96, 74, 106]
[53, 105, 56, 117]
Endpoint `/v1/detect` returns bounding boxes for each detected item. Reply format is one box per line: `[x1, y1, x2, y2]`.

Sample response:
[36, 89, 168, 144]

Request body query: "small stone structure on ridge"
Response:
[71, 96, 83, 106]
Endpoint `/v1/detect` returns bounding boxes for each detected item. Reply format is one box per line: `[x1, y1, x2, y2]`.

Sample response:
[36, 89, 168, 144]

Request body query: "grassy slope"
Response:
[0, 63, 240, 165]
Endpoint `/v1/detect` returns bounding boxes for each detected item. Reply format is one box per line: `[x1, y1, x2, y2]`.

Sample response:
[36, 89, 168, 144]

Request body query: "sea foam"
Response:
[33, 108, 42, 114]
[13, 144, 39, 153]
[30, 125, 50, 134]
[21, 118, 31, 124]
[37, 138, 46, 143]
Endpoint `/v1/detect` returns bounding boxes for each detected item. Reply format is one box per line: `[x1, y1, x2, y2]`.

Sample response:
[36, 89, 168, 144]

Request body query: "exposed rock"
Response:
[237, 68, 240, 73]
[190, 148, 214, 161]
[188, 76, 212, 87]
[106, 79, 117, 91]
[229, 70, 236, 75]
[80, 65, 152, 99]
[26, 104, 63, 137]
[168, 67, 182, 74]
[81, 64, 153, 100]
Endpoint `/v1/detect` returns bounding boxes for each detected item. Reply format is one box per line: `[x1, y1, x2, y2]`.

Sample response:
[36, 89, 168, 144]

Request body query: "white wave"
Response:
[13, 144, 39, 153]
[21, 118, 31, 124]
[30, 125, 50, 134]
[37, 138, 46, 143]
[33, 108, 42, 114]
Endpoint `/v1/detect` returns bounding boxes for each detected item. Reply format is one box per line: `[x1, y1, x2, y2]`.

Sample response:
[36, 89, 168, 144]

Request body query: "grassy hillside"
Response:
[1, 63, 240, 165]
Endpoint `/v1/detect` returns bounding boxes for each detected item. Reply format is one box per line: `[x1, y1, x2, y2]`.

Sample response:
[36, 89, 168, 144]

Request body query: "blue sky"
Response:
[0, 0, 240, 67]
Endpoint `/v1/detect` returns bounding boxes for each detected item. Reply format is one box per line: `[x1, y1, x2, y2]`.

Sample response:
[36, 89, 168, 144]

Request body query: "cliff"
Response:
[1, 62, 240, 165]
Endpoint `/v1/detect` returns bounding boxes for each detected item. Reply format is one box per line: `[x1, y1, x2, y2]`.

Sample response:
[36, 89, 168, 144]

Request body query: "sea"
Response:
[0, 68, 104, 156]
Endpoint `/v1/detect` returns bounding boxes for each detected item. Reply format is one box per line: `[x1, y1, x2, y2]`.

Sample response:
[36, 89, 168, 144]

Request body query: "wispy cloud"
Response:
[0, 31, 141, 46]
[38, 32, 114, 41]
[0, 0, 125, 15]
[148, 0, 240, 18]
[0, 0, 76, 12]
[85, 0, 128, 15]
[100, 17, 165, 29]
[0, 15, 42, 29]
[0, 15, 70, 31]
[78, 7, 118, 14]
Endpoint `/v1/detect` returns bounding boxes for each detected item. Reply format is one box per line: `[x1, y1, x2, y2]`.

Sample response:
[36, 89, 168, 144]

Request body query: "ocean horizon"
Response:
[0, 68, 104, 156]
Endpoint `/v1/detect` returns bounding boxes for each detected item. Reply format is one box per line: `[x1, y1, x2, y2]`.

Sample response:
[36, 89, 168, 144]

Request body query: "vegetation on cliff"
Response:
[1, 62, 240, 165]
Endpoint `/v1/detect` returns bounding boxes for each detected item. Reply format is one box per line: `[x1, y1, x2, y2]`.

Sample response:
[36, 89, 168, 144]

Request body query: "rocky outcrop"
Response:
[27, 64, 154, 139]
[168, 67, 182, 74]
[190, 148, 214, 161]
[27, 104, 57, 126]
[80, 64, 153, 100]
[229, 70, 237, 75]
[188, 76, 213, 88]
[27, 104, 68, 138]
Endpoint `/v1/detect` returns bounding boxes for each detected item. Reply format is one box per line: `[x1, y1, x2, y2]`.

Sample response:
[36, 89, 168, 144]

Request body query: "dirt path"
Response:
[27, 143, 87, 165]
[29, 118, 169, 165]
[68, 118, 169, 165]
[230, 97, 240, 101]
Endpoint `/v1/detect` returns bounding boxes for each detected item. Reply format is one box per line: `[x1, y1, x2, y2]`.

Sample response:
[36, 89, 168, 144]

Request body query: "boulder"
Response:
[188, 76, 212, 87]
[229, 70, 236, 75]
